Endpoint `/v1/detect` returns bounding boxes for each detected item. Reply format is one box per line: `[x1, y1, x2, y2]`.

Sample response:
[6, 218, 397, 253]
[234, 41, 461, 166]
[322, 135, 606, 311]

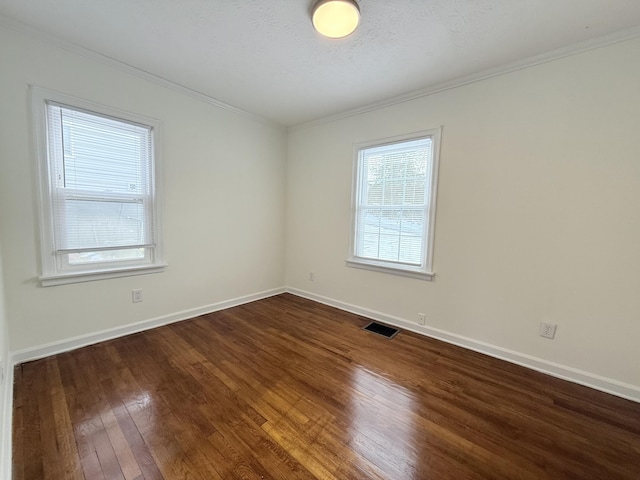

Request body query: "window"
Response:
[347, 129, 441, 280]
[32, 87, 165, 286]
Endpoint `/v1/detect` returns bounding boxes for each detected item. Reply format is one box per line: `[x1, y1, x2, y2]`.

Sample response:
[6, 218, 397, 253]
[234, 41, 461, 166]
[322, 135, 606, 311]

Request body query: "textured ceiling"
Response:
[1, 0, 640, 126]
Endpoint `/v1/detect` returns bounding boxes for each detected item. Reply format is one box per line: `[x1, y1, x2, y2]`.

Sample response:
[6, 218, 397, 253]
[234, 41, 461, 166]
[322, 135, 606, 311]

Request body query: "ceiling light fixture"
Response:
[312, 0, 360, 39]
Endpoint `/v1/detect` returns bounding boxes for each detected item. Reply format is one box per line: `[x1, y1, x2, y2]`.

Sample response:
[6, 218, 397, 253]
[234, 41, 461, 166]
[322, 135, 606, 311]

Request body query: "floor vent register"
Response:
[363, 321, 399, 339]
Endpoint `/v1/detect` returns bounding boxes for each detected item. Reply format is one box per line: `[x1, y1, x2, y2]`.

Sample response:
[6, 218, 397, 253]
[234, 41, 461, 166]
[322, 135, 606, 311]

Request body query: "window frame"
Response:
[347, 128, 442, 280]
[31, 86, 166, 286]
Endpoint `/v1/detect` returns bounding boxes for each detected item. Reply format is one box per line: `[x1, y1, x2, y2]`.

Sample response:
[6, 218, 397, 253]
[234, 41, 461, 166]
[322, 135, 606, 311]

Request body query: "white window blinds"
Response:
[46, 103, 155, 256]
[349, 129, 441, 280]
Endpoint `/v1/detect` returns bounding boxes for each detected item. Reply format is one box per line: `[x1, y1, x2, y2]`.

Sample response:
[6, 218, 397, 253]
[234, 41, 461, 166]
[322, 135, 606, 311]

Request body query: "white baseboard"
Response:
[2, 285, 638, 479]
[11, 287, 285, 365]
[286, 287, 640, 403]
[1, 353, 14, 480]
[3, 287, 284, 479]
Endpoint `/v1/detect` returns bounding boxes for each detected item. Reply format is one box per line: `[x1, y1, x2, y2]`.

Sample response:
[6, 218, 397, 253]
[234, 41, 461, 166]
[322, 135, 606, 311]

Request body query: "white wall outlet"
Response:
[418, 313, 426, 325]
[132, 289, 143, 303]
[539, 322, 557, 339]
[309, 272, 315, 281]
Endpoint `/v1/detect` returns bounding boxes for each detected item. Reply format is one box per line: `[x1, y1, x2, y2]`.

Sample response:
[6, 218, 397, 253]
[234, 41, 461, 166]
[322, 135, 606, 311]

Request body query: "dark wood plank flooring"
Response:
[12, 293, 640, 479]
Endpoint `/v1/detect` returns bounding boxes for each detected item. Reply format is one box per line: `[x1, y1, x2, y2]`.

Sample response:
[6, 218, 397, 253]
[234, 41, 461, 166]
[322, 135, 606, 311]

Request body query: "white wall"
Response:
[1, 19, 639, 403]
[0, 24, 287, 352]
[286, 38, 640, 393]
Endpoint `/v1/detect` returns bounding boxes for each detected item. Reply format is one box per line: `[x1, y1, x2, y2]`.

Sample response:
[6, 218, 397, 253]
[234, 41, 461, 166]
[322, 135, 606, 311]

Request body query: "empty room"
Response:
[0, 1, 639, 479]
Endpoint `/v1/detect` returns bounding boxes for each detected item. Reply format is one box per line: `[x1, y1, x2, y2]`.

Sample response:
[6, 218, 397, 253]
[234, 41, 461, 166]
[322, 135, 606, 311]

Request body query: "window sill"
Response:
[40, 263, 167, 287]
[345, 259, 434, 281]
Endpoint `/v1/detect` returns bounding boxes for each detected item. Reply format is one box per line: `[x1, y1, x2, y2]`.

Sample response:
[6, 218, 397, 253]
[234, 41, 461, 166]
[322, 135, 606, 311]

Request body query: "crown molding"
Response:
[2, 13, 639, 132]
[290, 25, 640, 131]
[0, 14, 283, 129]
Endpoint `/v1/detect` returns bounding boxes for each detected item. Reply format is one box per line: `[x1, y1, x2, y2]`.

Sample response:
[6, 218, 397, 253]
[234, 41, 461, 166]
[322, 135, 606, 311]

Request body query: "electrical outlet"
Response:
[418, 313, 426, 325]
[539, 322, 557, 339]
[309, 272, 315, 281]
[132, 289, 143, 303]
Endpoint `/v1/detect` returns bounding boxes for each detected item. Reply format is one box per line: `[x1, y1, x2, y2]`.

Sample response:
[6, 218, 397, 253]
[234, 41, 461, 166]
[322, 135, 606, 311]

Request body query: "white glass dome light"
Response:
[312, 0, 361, 39]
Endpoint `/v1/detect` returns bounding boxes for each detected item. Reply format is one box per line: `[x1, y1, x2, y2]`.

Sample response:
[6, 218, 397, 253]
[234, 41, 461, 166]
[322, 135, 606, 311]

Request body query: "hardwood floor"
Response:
[12, 293, 640, 479]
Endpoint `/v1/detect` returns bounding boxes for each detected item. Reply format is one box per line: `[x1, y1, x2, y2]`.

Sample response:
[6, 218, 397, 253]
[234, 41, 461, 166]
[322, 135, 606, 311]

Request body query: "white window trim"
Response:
[346, 128, 442, 281]
[31, 86, 166, 286]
